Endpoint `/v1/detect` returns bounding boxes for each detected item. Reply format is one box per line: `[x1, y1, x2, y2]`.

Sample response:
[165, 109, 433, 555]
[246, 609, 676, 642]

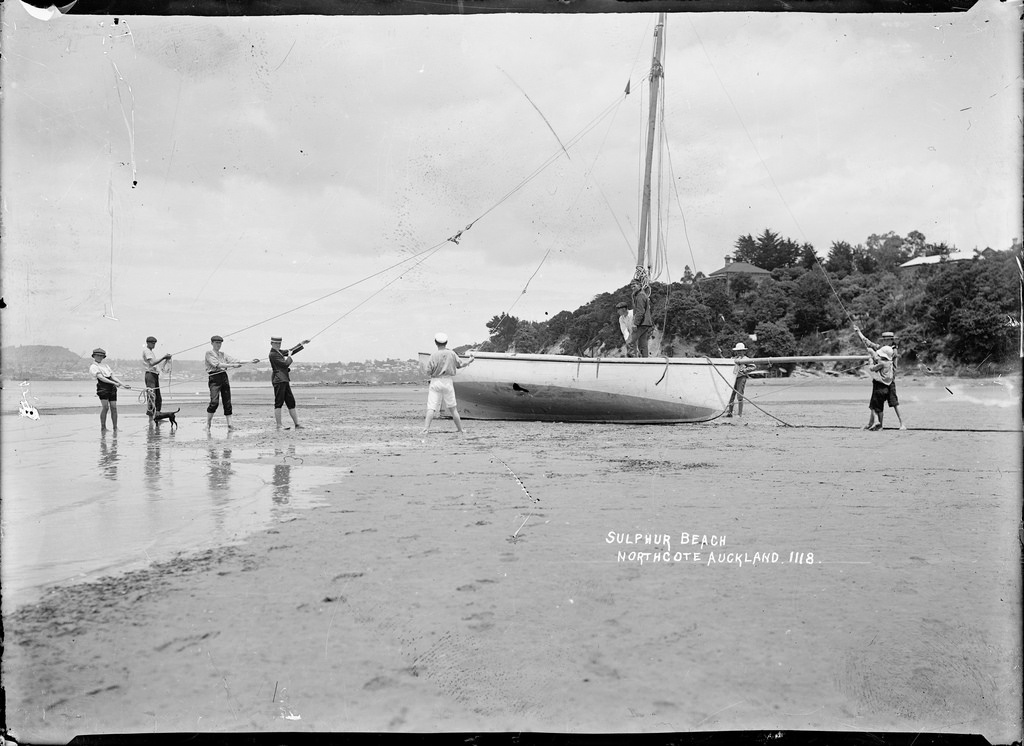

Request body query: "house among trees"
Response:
[898, 247, 980, 272]
[704, 255, 771, 283]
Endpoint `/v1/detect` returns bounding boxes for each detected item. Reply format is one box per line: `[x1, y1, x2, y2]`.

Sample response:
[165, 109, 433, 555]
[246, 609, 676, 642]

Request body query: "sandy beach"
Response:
[2, 377, 1021, 742]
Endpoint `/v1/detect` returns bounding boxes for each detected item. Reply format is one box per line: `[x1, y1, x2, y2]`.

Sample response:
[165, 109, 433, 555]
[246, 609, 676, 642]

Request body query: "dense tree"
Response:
[748, 283, 790, 329]
[866, 231, 912, 271]
[539, 310, 573, 350]
[798, 243, 819, 270]
[754, 321, 798, 357]
[852, 243, 879, 274]
[732, 229, 802, 271]
[512, 322, 544, 354]
[481, 314, 519, 352]
[788, 268, 835, 337]
[728, 274, 756, 300]
[476, 236, 1019, 369]
[825, 241, 855, 277]
[904, 230, 928, 259]
[947, 299, 1014, 364]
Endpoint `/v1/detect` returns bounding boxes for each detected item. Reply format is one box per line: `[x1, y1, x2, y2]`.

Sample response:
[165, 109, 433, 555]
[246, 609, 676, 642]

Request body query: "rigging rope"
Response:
[167, 238, 450, 357]
[703, 357, 795, 427]
[686, 19, 864, 343]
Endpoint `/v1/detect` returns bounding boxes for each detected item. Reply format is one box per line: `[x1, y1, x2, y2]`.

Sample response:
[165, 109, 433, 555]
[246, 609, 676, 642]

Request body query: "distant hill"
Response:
[1, 345, 427, 384]
[3, 345, 84, 378]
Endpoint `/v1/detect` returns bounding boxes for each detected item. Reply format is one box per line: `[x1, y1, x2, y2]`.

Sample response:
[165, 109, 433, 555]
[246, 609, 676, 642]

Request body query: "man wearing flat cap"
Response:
[89, 347, 130, 432]
[205, 335, 259, 431]
[615, 301, 634, 349]
[269, 336, 310, 430]
[142, 336, 172, 420]
[422, 332, 475, 436]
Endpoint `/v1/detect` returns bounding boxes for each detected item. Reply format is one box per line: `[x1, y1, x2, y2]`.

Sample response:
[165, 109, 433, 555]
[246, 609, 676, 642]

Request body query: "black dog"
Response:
[152, 408, 180, 429]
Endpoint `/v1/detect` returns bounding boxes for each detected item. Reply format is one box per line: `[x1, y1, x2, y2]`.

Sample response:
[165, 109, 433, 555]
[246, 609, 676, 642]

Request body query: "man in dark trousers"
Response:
[205, 335, 259, 431]
[142, 336, 171, 420]
[856, 327, 907, 430]
[269, 336, 310, 430]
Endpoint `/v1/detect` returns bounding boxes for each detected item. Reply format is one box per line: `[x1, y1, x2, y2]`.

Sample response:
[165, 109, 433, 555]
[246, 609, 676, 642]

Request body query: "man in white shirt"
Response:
[142, 336, 171, 420]
[205, 335, 258, 431]
[615, 302, 634, 352]
[89, 347, 130, 432]
[422, 332, 475, 436]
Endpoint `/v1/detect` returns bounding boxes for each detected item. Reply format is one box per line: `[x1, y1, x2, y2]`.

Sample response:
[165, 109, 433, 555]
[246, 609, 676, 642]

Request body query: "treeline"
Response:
[475, 229, 1023, 371]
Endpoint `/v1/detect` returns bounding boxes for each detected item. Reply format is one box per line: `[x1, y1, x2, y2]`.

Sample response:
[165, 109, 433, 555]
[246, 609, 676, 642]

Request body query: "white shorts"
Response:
[427, 377, 457, 410]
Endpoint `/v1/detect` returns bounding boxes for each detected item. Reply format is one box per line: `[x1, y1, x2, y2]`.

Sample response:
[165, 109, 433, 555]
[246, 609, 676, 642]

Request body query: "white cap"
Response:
[434, 332, 448, 344]
[878, 345, 893, 360]
[732, 342, 747, 351]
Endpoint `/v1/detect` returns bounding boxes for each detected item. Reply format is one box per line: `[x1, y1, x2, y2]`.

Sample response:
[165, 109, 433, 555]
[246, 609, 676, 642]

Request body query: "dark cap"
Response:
[146, 336, 157, 343]
[270, 336, 282, 343]
[615, 302, 629, 309]
[92, 347, 107, 357]
[211, 335, 224, 342]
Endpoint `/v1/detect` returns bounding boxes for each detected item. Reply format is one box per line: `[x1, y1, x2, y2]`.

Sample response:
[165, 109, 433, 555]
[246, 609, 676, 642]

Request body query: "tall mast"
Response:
[635, 12, 666, 284]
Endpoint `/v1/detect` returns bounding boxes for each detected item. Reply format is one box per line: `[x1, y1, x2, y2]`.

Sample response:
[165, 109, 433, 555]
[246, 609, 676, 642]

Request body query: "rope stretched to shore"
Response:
[742, 362, 868, 402]
[161, 85, 637, 360]
[703, 357, 795, 427]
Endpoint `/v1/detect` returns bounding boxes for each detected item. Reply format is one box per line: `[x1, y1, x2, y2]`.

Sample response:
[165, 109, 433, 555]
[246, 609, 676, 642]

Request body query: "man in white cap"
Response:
[89, 347, 131, 432]
[856, 326, 906, 429]
[269, 336, 310, 430]
[725, 341, 756, 418]
[422, 332, 475, 435]
[864, 345, 896, 431]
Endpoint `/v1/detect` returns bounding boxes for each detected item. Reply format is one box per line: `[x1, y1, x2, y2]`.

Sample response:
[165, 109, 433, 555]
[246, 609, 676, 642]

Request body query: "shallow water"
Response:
[2, 377, 1018, 610]
[1, 384, 386, 608]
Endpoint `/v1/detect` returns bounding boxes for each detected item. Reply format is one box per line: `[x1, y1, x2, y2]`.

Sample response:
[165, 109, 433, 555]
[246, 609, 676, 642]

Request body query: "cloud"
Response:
[2, 4, 1020, 362]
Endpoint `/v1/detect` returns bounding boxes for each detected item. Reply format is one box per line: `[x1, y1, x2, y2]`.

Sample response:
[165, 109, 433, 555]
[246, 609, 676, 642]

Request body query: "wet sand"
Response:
[2, 378, 1021, 741]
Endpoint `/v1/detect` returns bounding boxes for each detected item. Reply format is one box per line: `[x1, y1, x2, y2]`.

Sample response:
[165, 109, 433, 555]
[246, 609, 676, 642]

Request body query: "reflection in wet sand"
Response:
[98, 433, 119, 481]
[207, 439, 234, 532]
[3, 405, 341, 607]
[272, 445, 297, 505]
[144, 425, 162, 492]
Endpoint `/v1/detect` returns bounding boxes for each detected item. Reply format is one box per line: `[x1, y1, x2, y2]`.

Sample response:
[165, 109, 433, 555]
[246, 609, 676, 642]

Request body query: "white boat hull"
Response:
[419, 352, 736, 423]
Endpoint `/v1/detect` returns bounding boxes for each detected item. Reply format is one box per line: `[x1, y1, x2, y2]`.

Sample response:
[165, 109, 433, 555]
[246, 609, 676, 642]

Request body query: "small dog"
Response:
[152, 408, 180, 429]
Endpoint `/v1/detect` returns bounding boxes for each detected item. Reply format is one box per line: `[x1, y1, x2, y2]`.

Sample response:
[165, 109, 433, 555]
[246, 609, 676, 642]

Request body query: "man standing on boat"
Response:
[856, 327, 907, 430]
[269, 335, 310, 430]
[142, 336, 171, 420]
[205, 335, 259, 432]
[615, 302, 634, 350]
[627, 281, 654, 357]
[422, 332, 475, 436]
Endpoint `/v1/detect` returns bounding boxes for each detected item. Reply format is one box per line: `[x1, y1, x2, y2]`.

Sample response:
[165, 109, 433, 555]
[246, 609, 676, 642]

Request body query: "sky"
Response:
[2, 1, 1021, 364]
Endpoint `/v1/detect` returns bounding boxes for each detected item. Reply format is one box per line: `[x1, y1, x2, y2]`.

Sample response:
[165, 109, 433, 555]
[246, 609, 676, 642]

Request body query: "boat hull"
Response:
[419, 352, 736, 423]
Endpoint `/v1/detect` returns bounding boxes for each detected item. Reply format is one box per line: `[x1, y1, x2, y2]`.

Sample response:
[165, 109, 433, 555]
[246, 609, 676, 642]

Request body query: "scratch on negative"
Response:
[695, 699, 745, 728]
[274, 40, 297, 72]
[324, 605, 339, 655]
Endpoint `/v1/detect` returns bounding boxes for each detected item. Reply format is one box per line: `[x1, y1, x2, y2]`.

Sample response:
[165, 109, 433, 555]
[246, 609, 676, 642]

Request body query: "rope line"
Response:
[168, 238, 450, 357]
[703, 357, 795, 427]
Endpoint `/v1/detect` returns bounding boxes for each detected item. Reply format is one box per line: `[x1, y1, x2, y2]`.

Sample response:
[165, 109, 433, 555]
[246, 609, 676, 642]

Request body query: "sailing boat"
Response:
[424, 15, 862, 424]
